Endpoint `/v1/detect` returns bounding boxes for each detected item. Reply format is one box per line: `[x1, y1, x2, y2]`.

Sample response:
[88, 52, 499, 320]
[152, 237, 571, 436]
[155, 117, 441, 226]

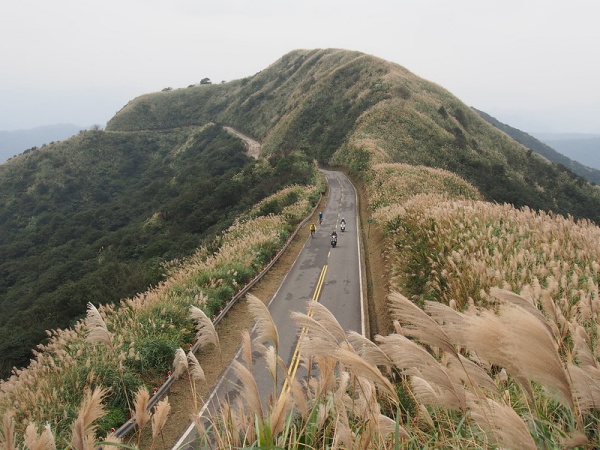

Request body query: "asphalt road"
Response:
[172, 169, 364, 448]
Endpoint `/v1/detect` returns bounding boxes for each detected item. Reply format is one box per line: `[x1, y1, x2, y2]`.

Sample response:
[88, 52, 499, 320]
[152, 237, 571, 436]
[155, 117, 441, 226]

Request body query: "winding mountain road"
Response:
[173, 169, 364, 448]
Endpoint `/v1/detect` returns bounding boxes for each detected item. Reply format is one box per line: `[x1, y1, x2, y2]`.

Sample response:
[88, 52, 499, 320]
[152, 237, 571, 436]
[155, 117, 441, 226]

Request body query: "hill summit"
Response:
[109, 48, 600, 223]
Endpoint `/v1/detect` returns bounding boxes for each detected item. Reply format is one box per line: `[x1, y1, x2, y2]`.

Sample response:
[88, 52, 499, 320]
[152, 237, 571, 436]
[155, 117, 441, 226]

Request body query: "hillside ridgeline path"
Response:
[223, 126, 261, 158]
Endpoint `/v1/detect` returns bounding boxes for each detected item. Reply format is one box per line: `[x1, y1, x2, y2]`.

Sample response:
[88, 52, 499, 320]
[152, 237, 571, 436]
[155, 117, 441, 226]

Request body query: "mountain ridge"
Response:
[4, 48, 600, 446]
[106, 49, 600, 223]
[0, 123, 83, 163]
[473, 108, 600, 184]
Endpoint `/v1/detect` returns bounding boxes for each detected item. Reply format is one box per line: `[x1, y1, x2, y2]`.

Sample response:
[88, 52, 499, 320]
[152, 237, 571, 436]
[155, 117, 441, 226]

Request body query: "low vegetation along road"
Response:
[173, 170, 364, 448]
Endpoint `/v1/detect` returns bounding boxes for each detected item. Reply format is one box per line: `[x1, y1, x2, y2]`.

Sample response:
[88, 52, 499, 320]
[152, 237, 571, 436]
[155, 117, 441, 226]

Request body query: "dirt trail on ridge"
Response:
[223, 126, 261, 158]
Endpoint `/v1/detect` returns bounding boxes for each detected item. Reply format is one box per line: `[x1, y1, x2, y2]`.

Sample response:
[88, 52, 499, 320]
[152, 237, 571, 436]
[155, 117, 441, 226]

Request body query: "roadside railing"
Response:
[113, 195, 321, 440]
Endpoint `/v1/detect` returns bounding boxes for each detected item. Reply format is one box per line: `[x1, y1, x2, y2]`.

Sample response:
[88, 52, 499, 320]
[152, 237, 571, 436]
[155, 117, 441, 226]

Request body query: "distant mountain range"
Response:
[533, 133, 600, 171]
[0, 124, 83, 163]
[474, 109, 600, 184]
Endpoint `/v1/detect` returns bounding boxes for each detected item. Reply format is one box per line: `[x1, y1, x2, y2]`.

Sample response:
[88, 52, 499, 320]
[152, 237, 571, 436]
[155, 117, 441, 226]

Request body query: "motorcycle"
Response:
[331, 235, 337, 248]
[340, 222, 346, 232]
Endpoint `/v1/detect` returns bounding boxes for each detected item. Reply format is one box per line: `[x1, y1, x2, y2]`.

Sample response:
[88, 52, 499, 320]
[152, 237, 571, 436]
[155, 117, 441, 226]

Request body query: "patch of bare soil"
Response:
[132, 172, 392, 449]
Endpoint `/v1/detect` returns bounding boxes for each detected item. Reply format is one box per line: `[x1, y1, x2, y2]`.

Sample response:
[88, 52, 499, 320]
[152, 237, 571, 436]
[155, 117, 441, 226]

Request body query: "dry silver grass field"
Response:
[4, 163, 600, 448]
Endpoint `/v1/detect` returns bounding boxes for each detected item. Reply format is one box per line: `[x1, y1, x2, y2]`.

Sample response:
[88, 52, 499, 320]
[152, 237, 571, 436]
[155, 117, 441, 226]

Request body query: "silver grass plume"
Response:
[408, 372, 464, 411]
[101, 430, 122, 447]
[334, 346, 398, 403]
[70, 386, 108, 450]
[377, 334, 464, 410]
[172, 347, 188, 379]
[561, 431, 589, 449]
[290, 310, 340, 355]
[187, 351, 206, 382]
[23, 422, 57, 450]
[418, 404, 434, 429]
[346, 330, 392, 372]
[288, 376, 308, 417]
[246, 294, 279, 350]
[423, 300, 471, 342]
[349, 376, 379, 419]
[495, 302, 572, 408]
[425, 301, 536, 400]
[332, 417, 353, 450]
[490, 287, 554, 336]
[377, 413, 410, 442]
[259, 344, 285, 384]
[189, 305, 220, 352]
[133, 387, 151, 432]
[388, 291, 458, 357]
[0, 410, 16, 450]
[309, 353, 338, 399]
[333, 371, 352, 423]
[566, 363, 600, 415]
[468, 396, 537, 450]
[573, 325, 597, 368]
[231, 359, 264, 422]
[269, 390, 292, 436]
[231, 396, 253, 445]
[306, 300, 347, 343]
[444, 353, 498, 395]
[151, 396, 171, 440]
[85, 302, 113, 349]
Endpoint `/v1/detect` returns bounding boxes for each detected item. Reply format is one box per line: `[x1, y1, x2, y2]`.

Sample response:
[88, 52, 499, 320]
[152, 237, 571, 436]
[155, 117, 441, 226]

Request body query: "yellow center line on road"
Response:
[280, 264, 328, 394]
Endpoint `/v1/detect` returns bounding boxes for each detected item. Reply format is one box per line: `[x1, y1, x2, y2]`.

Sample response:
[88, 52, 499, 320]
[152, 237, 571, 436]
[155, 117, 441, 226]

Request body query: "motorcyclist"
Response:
[331, 230, 337, 239]
[340, 218, 346, 225]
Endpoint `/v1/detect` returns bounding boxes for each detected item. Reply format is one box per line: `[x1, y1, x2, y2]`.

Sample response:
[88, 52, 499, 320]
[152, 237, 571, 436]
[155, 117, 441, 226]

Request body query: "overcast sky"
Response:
[1, 0, 599, 134]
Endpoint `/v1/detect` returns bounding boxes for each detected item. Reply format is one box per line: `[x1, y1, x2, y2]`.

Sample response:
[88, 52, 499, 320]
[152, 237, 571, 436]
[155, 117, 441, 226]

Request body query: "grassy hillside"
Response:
[0, 182, 322, 446]
[109, 49, 600, 224]
[0, 123, 316, 377]
[184, 163, 600, 448]
[4, 48, 600, 448]
[8, 163, 600, 448]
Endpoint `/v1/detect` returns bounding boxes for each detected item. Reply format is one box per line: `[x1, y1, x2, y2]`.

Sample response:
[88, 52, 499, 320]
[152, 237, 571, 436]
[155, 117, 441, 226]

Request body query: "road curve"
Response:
[223, 126, 261, 158]
[173, 169, 364, 448]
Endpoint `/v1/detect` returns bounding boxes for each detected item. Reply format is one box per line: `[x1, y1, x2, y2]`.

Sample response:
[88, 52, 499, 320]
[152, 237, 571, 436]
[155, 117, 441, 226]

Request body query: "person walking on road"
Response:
[310, 223, 316, 237]
[318, 211, 323, 224]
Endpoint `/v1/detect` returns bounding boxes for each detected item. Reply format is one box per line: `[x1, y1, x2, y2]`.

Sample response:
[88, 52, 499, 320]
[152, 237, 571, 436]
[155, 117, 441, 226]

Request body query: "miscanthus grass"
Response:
[364, 162, 600, 447]
[194, 191, 600, 448]
[0, 182, 319, 448]
[8, 159, 600, 447]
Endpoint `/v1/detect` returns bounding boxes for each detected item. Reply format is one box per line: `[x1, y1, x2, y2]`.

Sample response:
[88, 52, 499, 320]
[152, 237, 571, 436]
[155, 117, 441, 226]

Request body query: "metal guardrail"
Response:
[113, 195, 322, 440]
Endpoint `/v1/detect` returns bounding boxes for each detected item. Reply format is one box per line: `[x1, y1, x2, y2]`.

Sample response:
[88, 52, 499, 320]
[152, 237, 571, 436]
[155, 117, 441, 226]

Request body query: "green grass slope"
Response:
[0, 123, 315, 377]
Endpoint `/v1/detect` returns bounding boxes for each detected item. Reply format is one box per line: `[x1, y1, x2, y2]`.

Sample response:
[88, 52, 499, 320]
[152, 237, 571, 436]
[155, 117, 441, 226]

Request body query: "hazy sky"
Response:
[2, 0, 599, 134]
